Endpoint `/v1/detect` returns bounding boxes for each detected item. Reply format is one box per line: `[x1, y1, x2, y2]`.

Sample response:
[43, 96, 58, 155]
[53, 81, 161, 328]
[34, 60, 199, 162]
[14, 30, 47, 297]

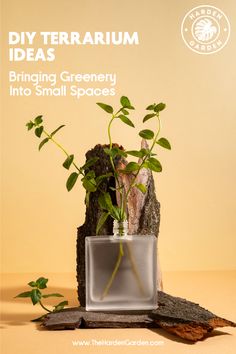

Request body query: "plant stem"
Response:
[100, 108, 130, 300]
[42, 129, 105, 195]
[100, 242, 124, 300]
[107, 109, 125, 219]
[43, 130, 84, 176]
[124, 114, 161, 207]
[39, 300, 51, 313]
[107, 116, 116, 172]
[126, 243, 146, 296]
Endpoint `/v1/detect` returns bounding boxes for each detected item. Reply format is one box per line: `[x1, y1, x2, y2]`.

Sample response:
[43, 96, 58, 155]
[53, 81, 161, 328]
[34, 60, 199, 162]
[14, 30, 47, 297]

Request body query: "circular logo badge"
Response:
[181, 5, 230, 54]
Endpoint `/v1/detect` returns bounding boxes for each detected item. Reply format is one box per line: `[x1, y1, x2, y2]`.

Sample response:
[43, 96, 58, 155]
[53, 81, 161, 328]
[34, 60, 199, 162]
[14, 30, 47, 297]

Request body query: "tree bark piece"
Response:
[43, 291, 235, 342]
[76, 143, 161, 307]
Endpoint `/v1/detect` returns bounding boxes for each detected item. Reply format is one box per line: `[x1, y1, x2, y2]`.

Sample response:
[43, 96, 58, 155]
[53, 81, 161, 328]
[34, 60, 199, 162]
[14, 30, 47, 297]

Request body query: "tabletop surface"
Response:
[1, 271, 236, 354]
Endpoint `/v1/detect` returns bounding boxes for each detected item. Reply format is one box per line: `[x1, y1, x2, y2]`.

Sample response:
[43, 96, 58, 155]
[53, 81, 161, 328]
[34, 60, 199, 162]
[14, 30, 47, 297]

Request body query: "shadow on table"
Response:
[0, 312, 43, 327]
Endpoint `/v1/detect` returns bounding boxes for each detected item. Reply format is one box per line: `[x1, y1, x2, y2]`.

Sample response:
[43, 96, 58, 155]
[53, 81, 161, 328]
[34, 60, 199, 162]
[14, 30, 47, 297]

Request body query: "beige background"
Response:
[1, 0, 236, 273]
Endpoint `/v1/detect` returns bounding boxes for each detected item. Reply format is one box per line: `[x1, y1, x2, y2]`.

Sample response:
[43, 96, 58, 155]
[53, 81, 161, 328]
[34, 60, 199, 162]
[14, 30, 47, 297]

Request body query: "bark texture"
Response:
[43, 291, 236, 342]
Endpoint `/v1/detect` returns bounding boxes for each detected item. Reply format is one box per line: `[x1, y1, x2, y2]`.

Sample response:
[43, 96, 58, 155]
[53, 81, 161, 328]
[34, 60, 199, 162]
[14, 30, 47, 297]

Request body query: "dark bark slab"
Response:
[43, 291, 235, 342]
[76, 143, 160, 307]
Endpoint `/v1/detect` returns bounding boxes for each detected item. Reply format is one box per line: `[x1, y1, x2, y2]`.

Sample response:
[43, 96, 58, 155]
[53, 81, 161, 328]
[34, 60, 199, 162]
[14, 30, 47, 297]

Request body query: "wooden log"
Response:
[76, 143, 161, 307]
[43, 291, 235, 342]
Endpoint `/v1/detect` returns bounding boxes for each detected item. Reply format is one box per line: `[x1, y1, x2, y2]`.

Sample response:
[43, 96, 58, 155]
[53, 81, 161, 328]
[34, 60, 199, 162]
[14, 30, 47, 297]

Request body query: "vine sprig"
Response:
[15, 277, 68, 322]
[26, 116, 105, 198]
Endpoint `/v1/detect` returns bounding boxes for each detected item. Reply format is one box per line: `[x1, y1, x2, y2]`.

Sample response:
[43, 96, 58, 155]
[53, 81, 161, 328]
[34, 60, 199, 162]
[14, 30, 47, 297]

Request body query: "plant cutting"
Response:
[15, 277, 68, 321]
[26, 96, 171, 311]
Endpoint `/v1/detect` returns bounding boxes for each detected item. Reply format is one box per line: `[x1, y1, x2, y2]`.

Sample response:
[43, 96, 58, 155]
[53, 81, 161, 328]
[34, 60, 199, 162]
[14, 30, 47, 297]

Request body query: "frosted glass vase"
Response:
[85, 220, 158, 311]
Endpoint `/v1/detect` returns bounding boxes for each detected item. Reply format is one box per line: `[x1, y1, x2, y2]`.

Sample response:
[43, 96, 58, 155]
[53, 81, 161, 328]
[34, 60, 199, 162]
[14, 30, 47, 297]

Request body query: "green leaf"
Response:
[140, 148, 151, 157]
[82, 177, 97, 192]
[62, 155, 74, 170]
[42, 293, 64, 298]
[120, 96, 135, 109]
[156, 137, 171, 150]
[114, 147, 127, 157]
[82, 157, 99, 170]
[35, 126, 44, 138]
[96, 102, 113, 114]
[34, 115, 43, 125]
[121, 108, 129, 115]
[146, 157, 162, 172]
[96, 212, 110, 234]
[126, 150, 144, 158]
[28, 281, 37, 287]
[98, 192, 114, 213]
[53, 301, 68, 312]
[96, 173, 113, 185]
[154, 102, 166, 113]
[118, 115, 135, 128]
[38, 138, 49, 151]
[31, 289, 41, 305]
[104, 147, 112, 156]
[135, 183, 147, 194]
[124, 162, 139, 172]
[120, 96, 131, 108]
[143, 113, 156, 123]
[103, 192, 114, 211]
[104, 147, 127, 158]
[26, 121, 34, 130]
[98, 194, 107, 210]
[15, 291, 32, 298]
[66, 172, 79, 191]
[50, 125, 65, 137]
[84, 170, 96, 179]
[139, 129, 154, 140]
[110, 205, 121, 220]
[146, 104, 156, 110]
[36, 277, 48, 289]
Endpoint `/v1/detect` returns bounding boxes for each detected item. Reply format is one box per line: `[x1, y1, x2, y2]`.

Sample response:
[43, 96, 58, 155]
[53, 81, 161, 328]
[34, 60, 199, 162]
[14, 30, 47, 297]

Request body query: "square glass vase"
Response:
[85, 231, 157, 311]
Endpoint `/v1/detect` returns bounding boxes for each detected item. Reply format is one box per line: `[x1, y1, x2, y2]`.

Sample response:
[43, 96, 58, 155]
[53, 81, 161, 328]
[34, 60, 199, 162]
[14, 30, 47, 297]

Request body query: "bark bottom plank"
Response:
[43, 291, 235, 342]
